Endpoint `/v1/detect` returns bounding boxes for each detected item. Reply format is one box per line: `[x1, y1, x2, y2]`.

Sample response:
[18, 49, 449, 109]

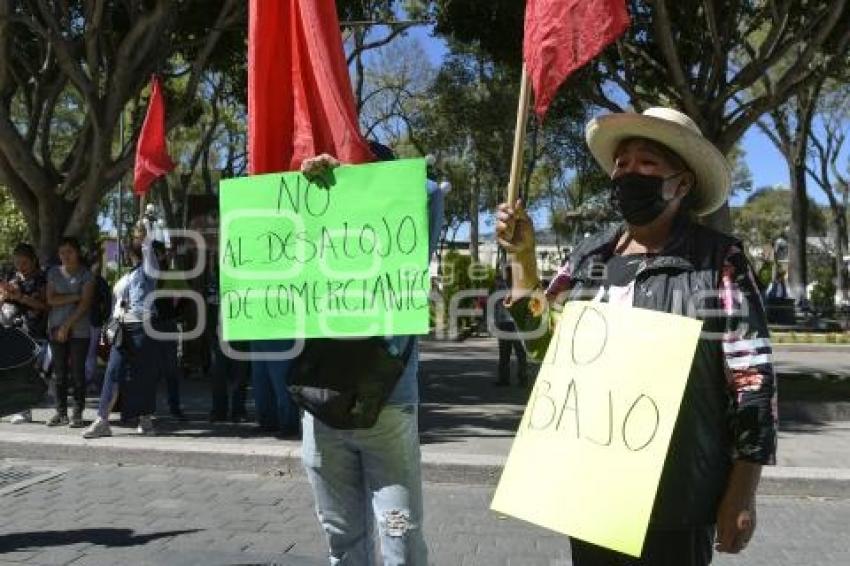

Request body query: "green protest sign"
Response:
[218, 159, 430, 340]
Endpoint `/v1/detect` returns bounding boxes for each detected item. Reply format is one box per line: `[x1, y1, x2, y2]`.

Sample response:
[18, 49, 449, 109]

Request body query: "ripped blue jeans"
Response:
[301, 404, 427, 565]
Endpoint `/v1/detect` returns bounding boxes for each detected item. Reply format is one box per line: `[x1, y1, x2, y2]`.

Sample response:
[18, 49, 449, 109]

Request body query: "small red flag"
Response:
[524, 0, 630, 119]
[248, 0, 374, 174]
[134, 76, 175, 195]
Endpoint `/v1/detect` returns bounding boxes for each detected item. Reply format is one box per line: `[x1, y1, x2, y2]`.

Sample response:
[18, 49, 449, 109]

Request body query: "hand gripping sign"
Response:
[491, 301, 703, 557]
[218, 159, 430, 340]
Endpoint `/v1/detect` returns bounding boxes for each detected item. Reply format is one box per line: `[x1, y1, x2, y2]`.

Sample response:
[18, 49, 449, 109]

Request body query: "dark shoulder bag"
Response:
[287, 337, 415, 429]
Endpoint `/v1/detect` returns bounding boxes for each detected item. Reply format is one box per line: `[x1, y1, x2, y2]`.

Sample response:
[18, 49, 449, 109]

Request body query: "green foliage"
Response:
[433, 0, 524, 66]
[728, 145, 754, 196]
[1, 0, 244, 254]
[756, 262, 773, 289]
[438, 250, 494, 332]
[411, 41, 596, 240]
[432, 0, 850, 157]
[732, 187, 827, 248]
[810, 261, 836, 314]
[0, 186, 30, 260]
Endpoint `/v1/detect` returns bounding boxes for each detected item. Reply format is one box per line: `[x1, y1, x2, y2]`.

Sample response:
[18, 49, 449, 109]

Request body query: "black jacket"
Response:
[512, 217, 776, 527]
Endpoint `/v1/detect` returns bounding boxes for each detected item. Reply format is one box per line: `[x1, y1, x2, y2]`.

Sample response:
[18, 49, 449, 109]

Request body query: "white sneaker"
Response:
[136, 416, 155, 436]
[82, 417, 112, 439]
[10, 410, 32, 424]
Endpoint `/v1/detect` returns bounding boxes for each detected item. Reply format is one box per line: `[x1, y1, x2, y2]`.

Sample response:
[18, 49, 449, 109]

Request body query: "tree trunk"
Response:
[158, 179, 178, 230]
[469, 174, 480, 263]
[34, 196, 73, 261]
[834, 205, 849, 307]
[788, 161, 808, 300]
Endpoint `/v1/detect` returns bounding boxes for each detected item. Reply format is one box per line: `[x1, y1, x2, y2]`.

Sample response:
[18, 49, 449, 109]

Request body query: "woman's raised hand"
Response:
[496, 199, 536, 259]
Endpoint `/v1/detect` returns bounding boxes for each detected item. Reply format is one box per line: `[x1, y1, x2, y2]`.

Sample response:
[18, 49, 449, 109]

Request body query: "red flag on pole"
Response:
[248, 0, 374, 175]
[134, 76, 175, 195]
[524, 0, 630, 119]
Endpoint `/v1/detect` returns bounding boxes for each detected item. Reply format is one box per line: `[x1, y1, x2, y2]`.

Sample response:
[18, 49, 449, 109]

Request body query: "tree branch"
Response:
[105, 0, 172, 128]
[0, 107, 52, 196]
[84, 0, 105, 92]
[652, 0, 703, 122]
[755, 116, 785, 152]
[164, 0, 242, 130]
[346, 24, 413, 65]
[35, 0, 98, 110]
[702, 0, 727, 96]
[38, 73, 66, 181]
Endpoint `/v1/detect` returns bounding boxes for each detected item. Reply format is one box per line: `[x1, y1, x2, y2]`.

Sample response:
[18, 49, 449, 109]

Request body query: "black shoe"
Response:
[46, 412, 69, 427]
[209, 411, 228, 423]
[69, 412, 85, 428]
[230, 414, 247, 424]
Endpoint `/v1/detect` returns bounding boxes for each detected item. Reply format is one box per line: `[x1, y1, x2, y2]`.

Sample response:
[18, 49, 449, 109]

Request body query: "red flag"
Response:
[248, 0, 374, 174]
[134, 76, 175, 195]
[524, 0, 629, 119]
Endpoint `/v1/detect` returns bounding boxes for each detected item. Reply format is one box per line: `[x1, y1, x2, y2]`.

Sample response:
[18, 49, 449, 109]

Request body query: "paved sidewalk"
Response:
[1, 339, 849, 493]
[0, 459, 848, 566]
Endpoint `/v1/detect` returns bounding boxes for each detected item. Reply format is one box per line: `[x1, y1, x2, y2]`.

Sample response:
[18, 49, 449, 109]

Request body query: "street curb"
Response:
[779, 401, 850, 422]
[773, 343, 850, 352]
[1, 432, 848, 497]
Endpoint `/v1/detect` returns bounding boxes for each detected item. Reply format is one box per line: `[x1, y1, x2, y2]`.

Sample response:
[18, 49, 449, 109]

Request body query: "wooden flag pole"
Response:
[138, 193, 147, 222]
[506, 63, 532, 206]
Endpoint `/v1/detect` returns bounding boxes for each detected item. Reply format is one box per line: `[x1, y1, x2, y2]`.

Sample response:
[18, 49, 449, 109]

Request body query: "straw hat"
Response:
[585, 107, 732, 216]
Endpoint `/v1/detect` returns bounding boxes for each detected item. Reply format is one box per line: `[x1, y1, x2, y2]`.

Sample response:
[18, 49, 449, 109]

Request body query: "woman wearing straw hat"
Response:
[497, 107, 777, 565]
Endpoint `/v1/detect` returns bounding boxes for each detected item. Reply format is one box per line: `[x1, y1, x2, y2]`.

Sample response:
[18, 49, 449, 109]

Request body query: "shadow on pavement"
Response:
[418, 355, 535, 445]
[779, 420, 829, 433]
[0, 528, 200, 553]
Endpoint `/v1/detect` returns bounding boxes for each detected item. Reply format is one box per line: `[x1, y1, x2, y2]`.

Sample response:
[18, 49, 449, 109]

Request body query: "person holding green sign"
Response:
[297, 144, 445, 566]
[496, 107, 777, 565]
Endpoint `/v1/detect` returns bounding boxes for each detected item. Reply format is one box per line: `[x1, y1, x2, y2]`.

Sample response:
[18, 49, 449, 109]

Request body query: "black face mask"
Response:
[610, 172, 678, 226]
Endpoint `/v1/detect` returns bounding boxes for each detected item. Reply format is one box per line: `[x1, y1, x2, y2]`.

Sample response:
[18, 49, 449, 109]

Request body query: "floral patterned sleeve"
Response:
[720, 245, 778, 465]
[504, 261, 572, 362]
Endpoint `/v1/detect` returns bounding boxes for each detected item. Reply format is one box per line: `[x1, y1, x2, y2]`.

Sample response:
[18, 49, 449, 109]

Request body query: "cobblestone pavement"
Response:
[0, 459, 848, 565]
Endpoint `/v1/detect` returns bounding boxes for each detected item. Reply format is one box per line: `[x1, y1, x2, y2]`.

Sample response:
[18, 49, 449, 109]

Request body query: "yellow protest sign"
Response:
[491, 301, 703, 557]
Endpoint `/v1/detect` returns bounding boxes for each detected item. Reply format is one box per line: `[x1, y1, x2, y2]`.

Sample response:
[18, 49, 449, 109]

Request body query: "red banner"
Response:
[134, 76, 175, 195]
[248, 0, 374, 174]
[524, 0, 630, 119]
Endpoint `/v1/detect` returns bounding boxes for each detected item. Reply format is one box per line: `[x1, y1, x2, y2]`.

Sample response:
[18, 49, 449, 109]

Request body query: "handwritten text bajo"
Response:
[526, 379, 661, 452]
[525, 305, 661, 452]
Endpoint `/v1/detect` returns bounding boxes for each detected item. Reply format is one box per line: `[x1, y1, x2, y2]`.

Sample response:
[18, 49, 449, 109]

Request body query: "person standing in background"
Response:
[1, 243, 49, 424]
[83, 224, 159, 438]
[85, 251, 111, 394]
[152, 241, 185, 420]
[492, 265, 527, 388]
[250, 339, 299, 436]
[46, 237, 94, 428]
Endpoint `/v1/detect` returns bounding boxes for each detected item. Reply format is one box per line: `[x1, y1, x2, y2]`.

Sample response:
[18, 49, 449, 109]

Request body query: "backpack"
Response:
[89, 276, 112, 328]
[287, 337, 415, 429]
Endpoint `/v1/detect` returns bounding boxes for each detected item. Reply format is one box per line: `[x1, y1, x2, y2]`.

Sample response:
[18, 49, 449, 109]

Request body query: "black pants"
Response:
[210, 339, 250, 420]
[115, 323, 159, 420]
[51, 337, 89, 414]
[570, 527, 715, 566]
[497, 337, 527, 384]
[152, 320, 181, 413]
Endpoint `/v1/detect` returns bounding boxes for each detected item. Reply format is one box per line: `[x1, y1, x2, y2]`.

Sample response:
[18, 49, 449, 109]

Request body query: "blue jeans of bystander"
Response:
[301, 404, 427, 566]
